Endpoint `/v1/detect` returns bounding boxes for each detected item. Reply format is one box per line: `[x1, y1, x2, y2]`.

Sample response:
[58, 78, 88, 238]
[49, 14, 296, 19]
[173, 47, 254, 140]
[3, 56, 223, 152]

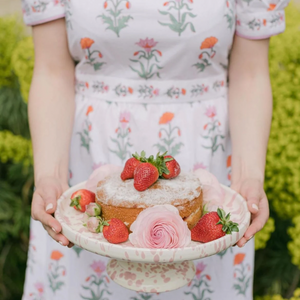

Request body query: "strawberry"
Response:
[133, 162, 159, 191]
[70, 189, 95, 212]
[162, 155, 181, 179]
[120, 151, 147, 180]
[191, 208, 239, 243]
[102, 218, 129, 244]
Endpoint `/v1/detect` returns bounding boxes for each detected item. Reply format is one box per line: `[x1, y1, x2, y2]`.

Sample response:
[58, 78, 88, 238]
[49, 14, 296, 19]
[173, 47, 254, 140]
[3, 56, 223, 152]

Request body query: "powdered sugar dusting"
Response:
[96, 173, 201, 208]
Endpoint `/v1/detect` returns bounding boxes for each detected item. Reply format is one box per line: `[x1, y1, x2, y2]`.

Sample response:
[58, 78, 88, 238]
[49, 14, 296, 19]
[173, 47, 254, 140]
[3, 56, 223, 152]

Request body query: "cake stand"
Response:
[55, 182, 250, 293]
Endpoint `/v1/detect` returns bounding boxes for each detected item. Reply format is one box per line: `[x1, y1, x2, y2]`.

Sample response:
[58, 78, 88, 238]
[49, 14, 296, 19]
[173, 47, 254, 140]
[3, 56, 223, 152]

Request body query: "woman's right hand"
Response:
[31, 177, 72, 247]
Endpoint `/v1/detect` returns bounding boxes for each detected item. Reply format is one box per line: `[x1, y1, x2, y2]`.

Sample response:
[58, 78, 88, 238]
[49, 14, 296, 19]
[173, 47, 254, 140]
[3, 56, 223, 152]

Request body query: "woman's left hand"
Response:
[231, 178, 269, 248]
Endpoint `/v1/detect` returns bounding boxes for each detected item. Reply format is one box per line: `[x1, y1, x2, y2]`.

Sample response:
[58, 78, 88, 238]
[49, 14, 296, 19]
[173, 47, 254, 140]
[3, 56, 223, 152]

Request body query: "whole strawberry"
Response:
[191, 208, 239, 243]
[134, 162, 159, 191]
[162, 155, 181, 179]
[103, 218, 129, 244]
[120, 151, 147, 180]
[70, 189, 95, 212]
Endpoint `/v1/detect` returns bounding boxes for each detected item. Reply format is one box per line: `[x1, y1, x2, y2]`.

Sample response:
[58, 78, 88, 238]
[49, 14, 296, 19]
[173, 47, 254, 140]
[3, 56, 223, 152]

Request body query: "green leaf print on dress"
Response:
[224, 0, 235, 30]
[193, 37, 218, 73]
[98, 0, 133, 37]
[80, 38, 106, 71]
[202, 106, 225, 155]
[81, 261, 112, 300]
[154, 112, 184, 157]
[130, 38, 163, 79]
[184, 262, 213, 300]
[31, 0, 50, 13]
[77, 106, 93, 154]
[233, 253, 252, 296]
[109, 111, 133, 163]
[158, 0, 197, 36]
[48, 250, 66, 294]
[130, 292, 159, 300]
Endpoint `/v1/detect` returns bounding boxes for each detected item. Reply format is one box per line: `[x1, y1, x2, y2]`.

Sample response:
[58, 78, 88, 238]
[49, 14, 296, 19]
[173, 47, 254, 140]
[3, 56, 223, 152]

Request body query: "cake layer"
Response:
[98, 192, 203, 230]
[96, 172, 202, 208]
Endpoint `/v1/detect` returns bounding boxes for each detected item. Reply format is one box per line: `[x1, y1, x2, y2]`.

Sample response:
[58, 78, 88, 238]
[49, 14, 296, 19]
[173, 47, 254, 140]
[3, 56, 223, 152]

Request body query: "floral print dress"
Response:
[21, 0, 289, 299]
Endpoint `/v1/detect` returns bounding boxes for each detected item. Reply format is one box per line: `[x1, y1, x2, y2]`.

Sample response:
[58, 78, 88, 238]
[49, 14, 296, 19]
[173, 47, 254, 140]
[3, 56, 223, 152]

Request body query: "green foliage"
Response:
[255, 217, 275, 250]
[11, 36, 34, 103]
[288, 216, 300, 268]
[265, 3, 300, 220]
[0, 16, 24, 88]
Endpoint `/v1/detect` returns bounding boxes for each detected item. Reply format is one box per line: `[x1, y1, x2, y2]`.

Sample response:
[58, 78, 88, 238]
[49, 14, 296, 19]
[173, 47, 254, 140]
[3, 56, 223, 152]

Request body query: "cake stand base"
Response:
[106, 259, 195, 293]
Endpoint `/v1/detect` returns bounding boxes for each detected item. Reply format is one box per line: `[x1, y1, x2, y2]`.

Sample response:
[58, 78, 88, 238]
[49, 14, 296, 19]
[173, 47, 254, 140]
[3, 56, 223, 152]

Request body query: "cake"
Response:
[96, 172, 203, 230]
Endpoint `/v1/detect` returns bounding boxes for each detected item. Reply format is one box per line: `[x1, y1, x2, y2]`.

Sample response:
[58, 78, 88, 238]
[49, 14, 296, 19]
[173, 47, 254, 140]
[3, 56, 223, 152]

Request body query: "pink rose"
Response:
[85, 164, 123, 192]
[85, 203, 101, 217]
[193, 169, 225, 209]
[85, 217, 101, 233]
[129, 205, 191, 249]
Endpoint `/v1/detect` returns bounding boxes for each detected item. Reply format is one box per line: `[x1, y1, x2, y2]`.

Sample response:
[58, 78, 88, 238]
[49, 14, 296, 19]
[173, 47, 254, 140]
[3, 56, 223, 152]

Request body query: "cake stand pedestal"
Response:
[55, 181, 250, 293]
[106, 259, 195, 293]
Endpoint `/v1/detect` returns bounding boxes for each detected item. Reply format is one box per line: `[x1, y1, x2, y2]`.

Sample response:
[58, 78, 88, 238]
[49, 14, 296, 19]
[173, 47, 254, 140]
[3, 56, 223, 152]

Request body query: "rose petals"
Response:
[129, 205, 191, 249]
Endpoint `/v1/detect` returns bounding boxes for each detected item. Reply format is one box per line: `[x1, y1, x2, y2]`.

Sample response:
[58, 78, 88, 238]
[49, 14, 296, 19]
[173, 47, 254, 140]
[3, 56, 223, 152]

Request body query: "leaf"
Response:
[153, 143, 167, 153]
[193, 62, 205, 72]
[158, 10, 170, 15]
[170, 142, 183, 156]
[93, 62, 106, 71]
[117, 15, 133, 31]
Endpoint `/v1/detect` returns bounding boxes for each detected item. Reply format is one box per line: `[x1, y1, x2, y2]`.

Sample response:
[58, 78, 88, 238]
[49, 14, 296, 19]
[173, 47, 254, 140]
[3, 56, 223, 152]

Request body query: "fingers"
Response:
[239, 178, 263, 215]
[43, 224, 70, 246]
[236, 194, 269, 248]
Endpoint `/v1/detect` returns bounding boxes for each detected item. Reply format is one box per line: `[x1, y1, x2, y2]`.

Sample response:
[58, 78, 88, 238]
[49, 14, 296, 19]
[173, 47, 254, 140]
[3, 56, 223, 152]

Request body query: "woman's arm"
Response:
[29, 19, 75, 246]
[228, 35, 271, 247]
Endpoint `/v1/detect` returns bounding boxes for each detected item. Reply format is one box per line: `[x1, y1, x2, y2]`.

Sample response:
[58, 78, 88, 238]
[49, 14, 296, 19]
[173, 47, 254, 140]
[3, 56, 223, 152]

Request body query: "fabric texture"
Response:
[21, 0, 289, 299]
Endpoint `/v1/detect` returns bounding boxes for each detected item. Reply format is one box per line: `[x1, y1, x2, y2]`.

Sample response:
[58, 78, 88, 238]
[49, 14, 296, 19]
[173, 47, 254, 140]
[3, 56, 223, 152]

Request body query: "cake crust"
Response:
[96, 173, 203, 229]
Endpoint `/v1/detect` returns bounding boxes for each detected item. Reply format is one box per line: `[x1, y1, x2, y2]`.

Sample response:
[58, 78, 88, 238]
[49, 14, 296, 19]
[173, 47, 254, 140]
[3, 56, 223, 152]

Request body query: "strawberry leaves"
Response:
[216, 208, 239, 234]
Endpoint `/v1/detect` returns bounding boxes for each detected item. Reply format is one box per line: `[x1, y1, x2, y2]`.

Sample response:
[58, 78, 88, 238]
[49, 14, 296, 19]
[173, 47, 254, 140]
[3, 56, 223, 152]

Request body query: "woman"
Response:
[21, 0, 289, 299]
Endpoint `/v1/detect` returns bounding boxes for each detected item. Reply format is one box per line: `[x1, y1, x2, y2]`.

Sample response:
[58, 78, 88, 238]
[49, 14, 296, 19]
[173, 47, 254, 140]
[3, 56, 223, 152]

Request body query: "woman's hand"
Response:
[231, 178, 269, 248]
[31, 177, 72, 247]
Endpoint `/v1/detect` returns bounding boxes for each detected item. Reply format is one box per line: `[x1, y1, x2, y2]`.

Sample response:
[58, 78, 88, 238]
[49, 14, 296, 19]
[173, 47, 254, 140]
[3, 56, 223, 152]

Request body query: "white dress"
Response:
[21, 0, 289, 299]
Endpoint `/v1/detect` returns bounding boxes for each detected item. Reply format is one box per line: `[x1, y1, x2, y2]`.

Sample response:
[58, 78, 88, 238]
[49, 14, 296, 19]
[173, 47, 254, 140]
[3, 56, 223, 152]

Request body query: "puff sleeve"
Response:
[22, 0, 65, 26]
[236, 0, 290, 40]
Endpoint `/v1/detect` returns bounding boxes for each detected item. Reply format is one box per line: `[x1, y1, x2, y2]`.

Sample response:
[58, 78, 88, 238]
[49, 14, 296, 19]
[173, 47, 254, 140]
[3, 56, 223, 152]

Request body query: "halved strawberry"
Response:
[70, 189, 95, 212]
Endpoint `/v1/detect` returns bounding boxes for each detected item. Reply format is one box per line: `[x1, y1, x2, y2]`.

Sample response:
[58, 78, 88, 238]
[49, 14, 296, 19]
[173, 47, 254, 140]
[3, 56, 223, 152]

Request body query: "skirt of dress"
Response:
[22, 94, 254, 300]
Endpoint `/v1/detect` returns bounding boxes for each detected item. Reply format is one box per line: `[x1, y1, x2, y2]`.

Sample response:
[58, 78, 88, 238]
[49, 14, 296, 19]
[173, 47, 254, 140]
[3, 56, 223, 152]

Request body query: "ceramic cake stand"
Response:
[55, 182, 250, 293]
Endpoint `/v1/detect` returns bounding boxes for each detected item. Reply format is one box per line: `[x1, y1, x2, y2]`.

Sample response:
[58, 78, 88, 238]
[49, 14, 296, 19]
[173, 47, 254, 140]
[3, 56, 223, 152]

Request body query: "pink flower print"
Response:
[205, 106, 216, 119]
[90, 260, 106, 277]
[193, 162, 207, 171]
[236, 19, 241, 26]
[136, 38, 158, 53]
[34, 282, 44, 295]
[119, 111, 130, 129]
[153, 88, 159, 96]
[195, 262, 206, 279]
[53, 0, 60, 5]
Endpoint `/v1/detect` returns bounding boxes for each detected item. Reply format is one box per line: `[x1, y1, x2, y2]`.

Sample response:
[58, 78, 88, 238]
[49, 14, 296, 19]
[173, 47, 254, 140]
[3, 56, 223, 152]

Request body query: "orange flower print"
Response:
[200, 37, 218, 50]
[234, 253, 246, 265]
[181, 88, 186, 95]
[268, 3, 276, 11]
[85, 82, 89, 88]
[227, 155, 231, 168]
[155, 112, 183, 156]
[194, 37, 218, 72]
[104, 1, 108, 9]
[86, 105, 93, 116]
[159, 112, 174, 124]
[263, 19, 267, 26]
[126, 1, 131, 9]
[50, 250, 64, 261]
[163, 2, 169, 5]
[80, 37, 95, 50]
[128, 87, 133, 94]
[206, 275, 211, 280]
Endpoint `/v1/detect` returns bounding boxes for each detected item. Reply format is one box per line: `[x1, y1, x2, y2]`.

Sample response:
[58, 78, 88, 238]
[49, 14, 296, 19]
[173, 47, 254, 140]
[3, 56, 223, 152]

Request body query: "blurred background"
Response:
[0, 1, 300, 300]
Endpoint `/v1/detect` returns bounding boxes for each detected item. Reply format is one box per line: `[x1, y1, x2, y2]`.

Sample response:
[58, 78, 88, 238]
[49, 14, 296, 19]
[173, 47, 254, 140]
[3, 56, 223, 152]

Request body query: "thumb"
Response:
[239, 179, 261, 215]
